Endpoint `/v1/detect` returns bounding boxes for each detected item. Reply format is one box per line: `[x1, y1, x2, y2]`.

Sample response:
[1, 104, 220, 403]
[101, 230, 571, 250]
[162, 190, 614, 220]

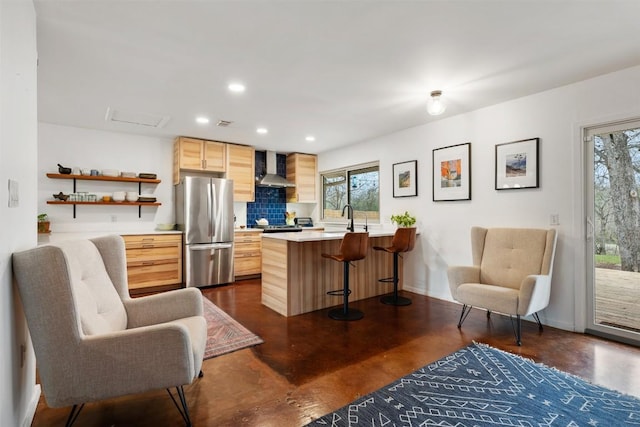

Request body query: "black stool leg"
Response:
[328, 261, 364, 320]
[381, 252, 411, 306]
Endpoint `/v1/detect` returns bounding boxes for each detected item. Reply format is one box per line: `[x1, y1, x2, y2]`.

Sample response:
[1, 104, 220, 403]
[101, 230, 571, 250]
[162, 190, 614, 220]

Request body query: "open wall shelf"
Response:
[46, 173, 161, 218]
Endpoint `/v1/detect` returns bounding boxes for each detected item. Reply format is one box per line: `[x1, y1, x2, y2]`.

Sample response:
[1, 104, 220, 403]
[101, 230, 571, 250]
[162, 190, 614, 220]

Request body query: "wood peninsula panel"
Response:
[261, 235, 395, 316]
[122, 234, 182, 290]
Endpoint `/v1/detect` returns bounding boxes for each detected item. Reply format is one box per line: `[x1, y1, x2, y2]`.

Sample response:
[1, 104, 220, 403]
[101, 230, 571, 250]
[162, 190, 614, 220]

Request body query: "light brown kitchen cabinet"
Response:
[122, 234, 183, 291]
[226, 144, 255, 202]
[286, 153, 317, 203]
[173, 137, 227, 183]
[234, 230, 262, 278]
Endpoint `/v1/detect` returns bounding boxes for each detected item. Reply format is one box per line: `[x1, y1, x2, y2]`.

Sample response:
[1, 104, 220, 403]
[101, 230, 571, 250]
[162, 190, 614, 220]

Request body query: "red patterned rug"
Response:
[203, 297, 263, 359]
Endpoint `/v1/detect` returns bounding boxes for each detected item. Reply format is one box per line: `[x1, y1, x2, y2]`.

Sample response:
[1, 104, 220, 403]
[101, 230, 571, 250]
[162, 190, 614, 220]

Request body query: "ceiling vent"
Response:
[105, 107, 170, 128]
[216, 120, 233, 127]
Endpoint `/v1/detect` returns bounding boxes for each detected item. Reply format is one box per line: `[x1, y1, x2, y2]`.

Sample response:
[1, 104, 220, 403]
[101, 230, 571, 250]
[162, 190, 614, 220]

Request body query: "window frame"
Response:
[320, 161, 380, 224]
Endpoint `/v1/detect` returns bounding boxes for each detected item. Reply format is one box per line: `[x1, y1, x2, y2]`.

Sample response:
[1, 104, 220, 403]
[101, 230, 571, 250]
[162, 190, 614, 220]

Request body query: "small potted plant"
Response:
[37, 213, 51, 234]
[390, 211, 416, 228]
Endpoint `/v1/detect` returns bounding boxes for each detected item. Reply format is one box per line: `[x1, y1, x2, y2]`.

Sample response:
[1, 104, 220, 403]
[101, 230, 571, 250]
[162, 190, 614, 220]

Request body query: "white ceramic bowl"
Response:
[125, 191, 138, 202]
[112, 191, 125, 202]
[156, 223, 175, 231]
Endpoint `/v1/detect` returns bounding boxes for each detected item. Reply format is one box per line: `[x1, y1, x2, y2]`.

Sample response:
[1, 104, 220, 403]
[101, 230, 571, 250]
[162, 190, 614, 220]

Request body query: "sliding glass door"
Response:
[584, 120, 640, 344]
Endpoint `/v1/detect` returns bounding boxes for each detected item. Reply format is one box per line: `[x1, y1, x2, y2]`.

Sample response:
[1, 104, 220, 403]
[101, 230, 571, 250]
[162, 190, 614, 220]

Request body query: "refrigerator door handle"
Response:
[189, 243, 233, 251]
[211, 181, 217, 237]
[207, 182, 213, 238]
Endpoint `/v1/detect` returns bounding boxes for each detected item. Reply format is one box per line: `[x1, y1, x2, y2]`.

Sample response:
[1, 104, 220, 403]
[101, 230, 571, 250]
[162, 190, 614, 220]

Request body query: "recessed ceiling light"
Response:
[256, 127, 268, 134]
[305, 135, 315, 142]
[228, 83, 246, 93]
[196, 116, 210, 124]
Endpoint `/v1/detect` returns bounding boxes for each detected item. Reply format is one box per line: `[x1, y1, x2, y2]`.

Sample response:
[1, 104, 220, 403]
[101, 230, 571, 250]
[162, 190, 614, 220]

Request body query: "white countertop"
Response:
[38, 230, 182, 245]
[260, 229, 395, 242]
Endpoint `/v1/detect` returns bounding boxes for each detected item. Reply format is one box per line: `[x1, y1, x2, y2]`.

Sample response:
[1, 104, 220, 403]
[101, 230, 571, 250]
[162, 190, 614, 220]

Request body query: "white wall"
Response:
[0, 1, 40, 426]
[38, 123, 175, 232]
[318, 64, 640, 332]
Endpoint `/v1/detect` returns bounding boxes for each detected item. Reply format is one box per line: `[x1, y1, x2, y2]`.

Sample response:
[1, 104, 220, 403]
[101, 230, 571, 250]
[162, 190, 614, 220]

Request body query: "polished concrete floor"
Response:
[32, 279, 640, 426]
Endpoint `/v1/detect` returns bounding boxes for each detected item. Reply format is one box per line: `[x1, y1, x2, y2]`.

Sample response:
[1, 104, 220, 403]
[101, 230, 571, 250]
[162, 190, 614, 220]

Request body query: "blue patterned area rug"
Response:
[307, 342, 640, 426]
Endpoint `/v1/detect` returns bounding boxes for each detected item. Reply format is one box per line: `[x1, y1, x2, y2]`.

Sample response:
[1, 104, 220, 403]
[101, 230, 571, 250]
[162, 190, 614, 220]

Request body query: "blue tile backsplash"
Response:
[247, 152, 288, 226]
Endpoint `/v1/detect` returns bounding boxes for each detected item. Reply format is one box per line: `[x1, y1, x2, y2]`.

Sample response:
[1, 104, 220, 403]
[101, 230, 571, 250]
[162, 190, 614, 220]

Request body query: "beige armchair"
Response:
[12, 235, 206, 426]
[447, 227, 557, 345]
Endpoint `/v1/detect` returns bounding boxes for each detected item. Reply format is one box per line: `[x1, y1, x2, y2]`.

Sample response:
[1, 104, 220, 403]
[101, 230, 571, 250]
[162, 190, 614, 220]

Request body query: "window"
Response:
[321, 162, 379, 222]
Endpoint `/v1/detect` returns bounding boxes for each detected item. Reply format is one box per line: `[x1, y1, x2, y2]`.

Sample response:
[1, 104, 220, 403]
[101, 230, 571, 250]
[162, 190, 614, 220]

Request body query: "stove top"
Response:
[254, 224, 303, 233]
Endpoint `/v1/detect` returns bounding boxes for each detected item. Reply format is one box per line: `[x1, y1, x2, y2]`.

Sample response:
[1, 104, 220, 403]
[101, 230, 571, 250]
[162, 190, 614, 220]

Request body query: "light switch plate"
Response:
[8, 179, 18, 208]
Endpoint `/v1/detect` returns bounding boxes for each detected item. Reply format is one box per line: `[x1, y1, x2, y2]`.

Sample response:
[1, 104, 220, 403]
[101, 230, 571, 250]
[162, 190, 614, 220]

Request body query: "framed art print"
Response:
[495, 138, 539, 190]
[432, 142, 471, 201]
[393, 160, 417, 197]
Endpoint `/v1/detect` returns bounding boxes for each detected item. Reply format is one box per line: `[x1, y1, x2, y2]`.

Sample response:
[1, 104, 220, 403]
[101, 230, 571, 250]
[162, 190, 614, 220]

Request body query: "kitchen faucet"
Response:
[342, 204, 354, 232]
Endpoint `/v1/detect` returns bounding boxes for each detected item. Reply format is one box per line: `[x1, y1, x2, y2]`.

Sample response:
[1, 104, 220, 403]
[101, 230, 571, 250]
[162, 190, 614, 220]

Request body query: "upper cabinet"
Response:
[173, 137, 226, 184]
[227, 144, 255, 202]
[286, 153, 317, 203]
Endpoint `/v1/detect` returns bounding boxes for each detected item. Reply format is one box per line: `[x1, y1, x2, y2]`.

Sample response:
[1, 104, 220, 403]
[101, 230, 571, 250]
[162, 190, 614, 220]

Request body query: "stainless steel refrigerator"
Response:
[175, 176, 234, 287]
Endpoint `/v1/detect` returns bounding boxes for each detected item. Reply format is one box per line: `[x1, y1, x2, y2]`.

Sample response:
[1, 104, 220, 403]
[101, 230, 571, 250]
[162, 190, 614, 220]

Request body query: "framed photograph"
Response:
[432, 142, 471, 201]
[495, 138, 539, 190]
[392, 160, 418, 197]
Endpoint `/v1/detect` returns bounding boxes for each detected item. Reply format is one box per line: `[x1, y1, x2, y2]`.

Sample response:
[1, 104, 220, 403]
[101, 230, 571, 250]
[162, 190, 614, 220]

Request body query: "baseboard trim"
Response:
[21, 384, 40, 427]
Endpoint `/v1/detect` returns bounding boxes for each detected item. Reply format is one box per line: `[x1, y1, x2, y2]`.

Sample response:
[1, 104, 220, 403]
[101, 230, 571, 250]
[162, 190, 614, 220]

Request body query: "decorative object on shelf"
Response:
[432, 142, 471, 201]
[101, 169, 119, 177]
[138, 172, 157, 179]
[125, 191, 138, 202]
[120, 171, 136, 178]
[392, 160, 418, 198]
[137, 196, 157, 203]
[390, 211, 416, 228]
[52, 192, 69, 201]
[57, 164, 71, 174]
[495, 137, 540, 190]
[112, 191, 126, 202]
[37, 213, 50, 234]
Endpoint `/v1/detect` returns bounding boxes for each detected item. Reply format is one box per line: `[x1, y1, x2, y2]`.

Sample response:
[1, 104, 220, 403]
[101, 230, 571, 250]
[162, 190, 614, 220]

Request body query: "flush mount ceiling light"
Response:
[256, 127, 268, 134]
[195, 116, 210, 124]
[305, 135, 315, 142]
[427, 90, 446, 116]
[228, 83, 246, 93]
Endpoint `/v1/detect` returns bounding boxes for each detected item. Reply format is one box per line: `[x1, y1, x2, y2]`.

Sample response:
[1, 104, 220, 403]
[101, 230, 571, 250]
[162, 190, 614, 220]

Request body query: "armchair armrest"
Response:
[447, 265, 480, 299]
[124, 287, 204, 328]
[52, 322, 200, 405]
[518, 274, 552, 316]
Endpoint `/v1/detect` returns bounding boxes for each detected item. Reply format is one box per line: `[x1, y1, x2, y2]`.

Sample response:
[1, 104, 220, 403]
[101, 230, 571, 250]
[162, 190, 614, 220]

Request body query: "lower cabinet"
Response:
[122, 234, 183, 291]
[234, 230, 262, 278]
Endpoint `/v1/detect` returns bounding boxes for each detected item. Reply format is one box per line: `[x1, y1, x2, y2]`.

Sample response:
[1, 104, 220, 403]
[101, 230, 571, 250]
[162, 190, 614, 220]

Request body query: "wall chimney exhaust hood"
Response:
[256, 151, 296, 188]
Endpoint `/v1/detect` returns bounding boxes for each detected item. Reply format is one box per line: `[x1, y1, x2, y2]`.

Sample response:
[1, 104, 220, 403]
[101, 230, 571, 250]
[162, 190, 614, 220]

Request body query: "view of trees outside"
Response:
[323, 166, 379, 221]
[593, 128, 640, 272]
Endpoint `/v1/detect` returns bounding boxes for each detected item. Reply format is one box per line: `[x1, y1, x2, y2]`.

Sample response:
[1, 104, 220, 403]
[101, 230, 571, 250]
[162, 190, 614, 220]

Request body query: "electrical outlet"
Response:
[20, 344, 26, 368]
[550, 214, 560, 226]
[111, 215, 118, 222]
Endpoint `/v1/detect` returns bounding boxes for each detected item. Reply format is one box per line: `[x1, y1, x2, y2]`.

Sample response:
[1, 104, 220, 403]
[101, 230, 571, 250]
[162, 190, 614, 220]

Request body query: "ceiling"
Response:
[35, 1, 640, 154]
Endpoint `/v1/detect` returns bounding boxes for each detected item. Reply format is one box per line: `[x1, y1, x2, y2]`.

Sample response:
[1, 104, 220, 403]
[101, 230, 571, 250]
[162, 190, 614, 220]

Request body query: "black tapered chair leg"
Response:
[457, 304, 472, 328]
[167, 386, 192, 427]
[533, 312, 543, 331]
[65, 403, 84, 427]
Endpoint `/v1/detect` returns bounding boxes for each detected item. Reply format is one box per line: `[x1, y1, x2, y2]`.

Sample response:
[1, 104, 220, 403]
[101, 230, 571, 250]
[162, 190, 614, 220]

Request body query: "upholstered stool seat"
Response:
[322, 232, 369, 320]
[373, 227, 416, 306]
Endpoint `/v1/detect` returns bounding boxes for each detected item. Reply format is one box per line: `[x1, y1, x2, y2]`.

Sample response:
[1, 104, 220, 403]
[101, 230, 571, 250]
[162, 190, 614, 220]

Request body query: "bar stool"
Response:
[373, 227, 416, 306]
[322, 232, 369, 320]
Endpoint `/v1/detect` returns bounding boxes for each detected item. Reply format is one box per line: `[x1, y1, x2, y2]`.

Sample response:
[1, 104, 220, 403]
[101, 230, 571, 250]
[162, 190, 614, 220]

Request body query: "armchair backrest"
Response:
[56, 238, 128, 335]
[471, 227, 557, 289]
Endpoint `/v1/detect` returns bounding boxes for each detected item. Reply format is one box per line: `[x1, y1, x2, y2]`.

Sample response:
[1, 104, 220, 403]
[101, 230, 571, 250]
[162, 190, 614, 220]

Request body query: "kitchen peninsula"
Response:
[261, 230, 398, 316]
